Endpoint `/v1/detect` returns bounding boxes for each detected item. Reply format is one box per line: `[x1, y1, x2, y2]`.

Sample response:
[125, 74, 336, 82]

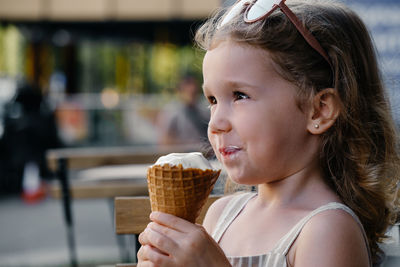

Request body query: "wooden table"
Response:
[48, 164, 150, 199]
[46, 144, 203, 172]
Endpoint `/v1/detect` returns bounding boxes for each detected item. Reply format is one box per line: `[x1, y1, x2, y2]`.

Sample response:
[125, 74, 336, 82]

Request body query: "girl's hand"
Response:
[137, 211, 231, 267]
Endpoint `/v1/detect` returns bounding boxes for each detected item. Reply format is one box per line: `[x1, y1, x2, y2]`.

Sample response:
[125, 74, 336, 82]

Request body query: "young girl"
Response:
[137, 0, 400, 266]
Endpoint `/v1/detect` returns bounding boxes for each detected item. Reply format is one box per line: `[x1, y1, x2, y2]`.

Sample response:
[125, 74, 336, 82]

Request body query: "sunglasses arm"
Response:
[279, 2, 332, 68]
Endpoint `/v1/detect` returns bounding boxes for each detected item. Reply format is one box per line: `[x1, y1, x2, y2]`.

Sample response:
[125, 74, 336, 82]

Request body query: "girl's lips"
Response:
[219, 146, 241, 157]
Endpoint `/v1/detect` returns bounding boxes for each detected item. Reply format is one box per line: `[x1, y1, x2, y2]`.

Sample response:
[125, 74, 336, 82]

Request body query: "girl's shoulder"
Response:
[289, 207, 370, 267]
[202, 194, 236, 234]
[202, 192, 253, 234]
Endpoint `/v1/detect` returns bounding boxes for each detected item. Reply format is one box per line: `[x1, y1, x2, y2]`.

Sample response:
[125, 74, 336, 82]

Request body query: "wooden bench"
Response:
[114, 195, 222, 267]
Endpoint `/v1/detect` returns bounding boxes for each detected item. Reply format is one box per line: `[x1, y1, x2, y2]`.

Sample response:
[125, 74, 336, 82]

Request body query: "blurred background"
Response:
[0, 0, 399, 266]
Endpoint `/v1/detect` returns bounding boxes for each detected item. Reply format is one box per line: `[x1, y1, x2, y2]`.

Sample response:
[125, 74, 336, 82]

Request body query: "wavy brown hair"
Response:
[195, 0, 400, 264]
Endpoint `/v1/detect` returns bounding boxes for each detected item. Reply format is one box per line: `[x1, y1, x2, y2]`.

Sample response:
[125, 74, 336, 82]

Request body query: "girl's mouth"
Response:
[219, 146, 241, 157]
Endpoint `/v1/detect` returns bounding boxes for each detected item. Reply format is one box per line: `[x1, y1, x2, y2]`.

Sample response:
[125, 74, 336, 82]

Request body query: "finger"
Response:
[150, 211, 196, 232]
[137, 245, 149, 262]
[139, 231, 170, 257]
[139, 223, 176, 246]
[147, 222, 182, 240]
[139, 225, 178, 254]
[145, 226, 179, 255]
[148, 220, 212, 251]
[139, 244, 171, 266]
[138, 229, 150, 246]
[138, 244, 167, 261]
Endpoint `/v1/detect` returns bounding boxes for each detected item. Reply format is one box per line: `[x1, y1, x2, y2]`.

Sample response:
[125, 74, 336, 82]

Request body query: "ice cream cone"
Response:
[147, 164, 220, 223]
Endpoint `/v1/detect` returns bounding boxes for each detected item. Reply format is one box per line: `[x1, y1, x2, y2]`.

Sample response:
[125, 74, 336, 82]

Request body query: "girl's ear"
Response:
[307, 88, 340, 134]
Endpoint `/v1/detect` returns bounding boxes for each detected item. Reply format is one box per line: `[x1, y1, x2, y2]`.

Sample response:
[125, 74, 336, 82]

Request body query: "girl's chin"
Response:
[227, 171, 270, 186]
[227, 172, 254, 185]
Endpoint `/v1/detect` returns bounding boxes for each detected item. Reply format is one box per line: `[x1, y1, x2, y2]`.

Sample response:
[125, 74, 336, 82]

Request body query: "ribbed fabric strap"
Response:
[271, 202, 372, 266]
[212, 192, 257, 242]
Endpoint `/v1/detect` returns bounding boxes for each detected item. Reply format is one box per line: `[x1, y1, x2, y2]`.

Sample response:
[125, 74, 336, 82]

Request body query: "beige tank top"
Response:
[211, 192, 372, 267]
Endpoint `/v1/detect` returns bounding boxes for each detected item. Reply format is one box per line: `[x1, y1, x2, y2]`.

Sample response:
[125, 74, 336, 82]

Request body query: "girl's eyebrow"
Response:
[202, 80, 257, 92]
[227, 80, 254, 89]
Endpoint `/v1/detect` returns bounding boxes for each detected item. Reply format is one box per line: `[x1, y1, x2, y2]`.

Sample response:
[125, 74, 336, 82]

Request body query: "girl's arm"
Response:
[289, 209, 370, 267]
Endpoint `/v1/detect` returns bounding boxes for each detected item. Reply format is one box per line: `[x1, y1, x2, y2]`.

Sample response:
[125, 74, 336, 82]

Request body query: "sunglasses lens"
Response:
[221, 0, 250, 27]
[246, 0, 276, 21]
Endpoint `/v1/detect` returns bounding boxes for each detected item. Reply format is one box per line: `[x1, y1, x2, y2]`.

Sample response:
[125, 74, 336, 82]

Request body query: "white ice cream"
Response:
[154, 152, 214, 170]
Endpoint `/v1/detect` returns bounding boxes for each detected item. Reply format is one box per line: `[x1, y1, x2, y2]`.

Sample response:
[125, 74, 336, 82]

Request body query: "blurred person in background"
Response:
[0, 82, 62, 200]
[157, 75, 209, 146]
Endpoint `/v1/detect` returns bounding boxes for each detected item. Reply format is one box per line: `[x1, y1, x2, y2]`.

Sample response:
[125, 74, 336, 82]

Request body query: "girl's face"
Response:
[203, 41, 316, 185]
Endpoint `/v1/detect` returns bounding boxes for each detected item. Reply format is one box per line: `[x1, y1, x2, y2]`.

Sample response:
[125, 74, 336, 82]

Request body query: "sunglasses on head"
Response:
[220, 0, 332, 67]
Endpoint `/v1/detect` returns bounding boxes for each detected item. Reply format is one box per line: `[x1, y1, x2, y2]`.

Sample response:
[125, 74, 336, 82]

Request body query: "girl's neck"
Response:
[255, 164, 337, 210]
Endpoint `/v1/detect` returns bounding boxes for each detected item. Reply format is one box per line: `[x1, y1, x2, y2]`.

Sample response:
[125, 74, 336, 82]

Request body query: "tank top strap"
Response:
[271, 202, 372, 266]
[212, 192, 257, 243]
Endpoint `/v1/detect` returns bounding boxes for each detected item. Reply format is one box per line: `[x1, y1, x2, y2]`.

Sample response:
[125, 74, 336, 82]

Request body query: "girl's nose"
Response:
[208, 106, 232, 134]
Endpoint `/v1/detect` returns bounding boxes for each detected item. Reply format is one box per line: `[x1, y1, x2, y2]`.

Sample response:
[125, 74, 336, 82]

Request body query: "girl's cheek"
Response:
[207, 128, 214, 144]
[208, 134, 220, 160]
[207, 125, 212, 142]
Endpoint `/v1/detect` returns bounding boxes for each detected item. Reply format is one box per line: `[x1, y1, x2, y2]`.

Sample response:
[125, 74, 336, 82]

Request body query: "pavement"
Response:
[0, 194, 399, 267]
[0, 195, 126, 267]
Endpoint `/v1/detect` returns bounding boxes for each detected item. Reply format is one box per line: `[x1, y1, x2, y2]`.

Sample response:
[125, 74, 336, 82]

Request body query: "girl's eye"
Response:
[233, 91, 249, 101]
[207, 96, 217, 105]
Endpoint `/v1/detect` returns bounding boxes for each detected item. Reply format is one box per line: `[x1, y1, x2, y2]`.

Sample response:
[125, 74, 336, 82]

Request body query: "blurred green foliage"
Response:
[0, 24, 205, 94]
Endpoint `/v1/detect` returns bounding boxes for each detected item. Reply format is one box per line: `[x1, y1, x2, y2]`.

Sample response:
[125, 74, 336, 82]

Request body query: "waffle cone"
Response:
[147, 164, 220, 223]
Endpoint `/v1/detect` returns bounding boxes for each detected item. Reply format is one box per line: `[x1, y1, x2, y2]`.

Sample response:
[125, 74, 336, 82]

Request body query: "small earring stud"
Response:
[314, 124, 319, 129]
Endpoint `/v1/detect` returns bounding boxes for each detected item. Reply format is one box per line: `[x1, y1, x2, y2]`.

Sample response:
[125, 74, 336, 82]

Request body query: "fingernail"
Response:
[149, 211, 158, 219]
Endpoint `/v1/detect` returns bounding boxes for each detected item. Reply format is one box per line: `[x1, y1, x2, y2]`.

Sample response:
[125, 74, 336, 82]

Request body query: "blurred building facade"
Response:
[0, 0, 221, 148]
[0, 0, 399, 149]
